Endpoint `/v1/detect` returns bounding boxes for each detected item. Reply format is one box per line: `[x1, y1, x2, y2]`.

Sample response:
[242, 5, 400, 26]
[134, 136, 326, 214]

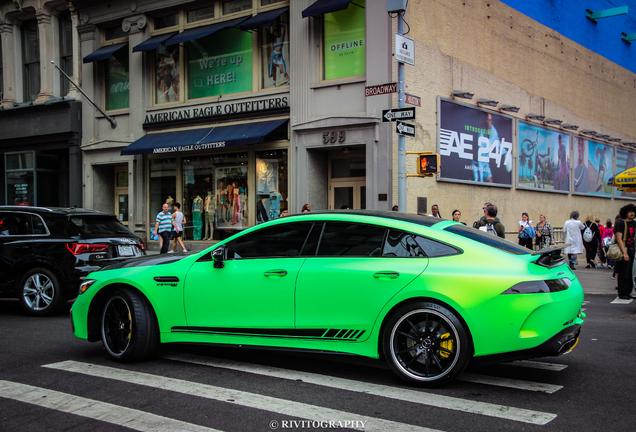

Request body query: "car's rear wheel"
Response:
[101, 288, 158, 362]
[19, 268, 64, 316]
[383, 302, 470, 386]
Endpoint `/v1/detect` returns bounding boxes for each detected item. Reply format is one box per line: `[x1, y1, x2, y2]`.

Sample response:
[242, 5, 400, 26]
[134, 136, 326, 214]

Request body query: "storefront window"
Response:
[7, 172, 34, 206]
[223, 0, 251, 15]
[187, 27, 253, 99]
[188, 5, 215, 23]
[182, 152, 249, 240]
[105, 47, 129, 110]
[154, 13, 178, 30]
[155, 44, 180, 104]
[149, 158, 176, 234]
[255, 149, 287, 224]
[323, 0, 365, 80]
[261, 11, 290, 89]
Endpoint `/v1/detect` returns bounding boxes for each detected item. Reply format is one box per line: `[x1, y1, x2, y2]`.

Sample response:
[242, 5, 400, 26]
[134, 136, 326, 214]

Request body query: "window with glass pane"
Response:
[0, 36, 3, 100]
[317, 222, 385, 257]
[261, 0, 285, 5]
[226, 222, 312, 259]
[183, 152, 249, 238]
[323, 0, 365, 80]
[22, 19, 40, 102]
[187, 28, 252, 99]
[188, 5, 215, 23]
[7, 171, 34, 206]
[149, 158, 176, 233]
[222, 0, 251, 15]
[155, 44, 180, 103]
[255, 149, 287, 224]
[154, 13, 178, 30]
[261, 11, 289, 89]
[105, 26, 127, 41]
[105, 47, 129, 110]
[59, 11, 73, 95]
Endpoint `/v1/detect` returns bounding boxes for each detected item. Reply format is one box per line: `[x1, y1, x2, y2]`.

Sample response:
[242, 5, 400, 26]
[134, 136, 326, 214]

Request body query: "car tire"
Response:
[19, 267, 64, 316]
[101, 288, 159, 362]
[383, 302, 470, 387]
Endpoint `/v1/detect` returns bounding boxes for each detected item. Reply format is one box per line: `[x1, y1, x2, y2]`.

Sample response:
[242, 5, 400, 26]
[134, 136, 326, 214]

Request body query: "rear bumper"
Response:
[472, 324, 581, 366]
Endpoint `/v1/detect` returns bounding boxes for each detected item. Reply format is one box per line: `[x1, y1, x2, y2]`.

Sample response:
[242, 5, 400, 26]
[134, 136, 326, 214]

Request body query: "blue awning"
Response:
[132, 32, 178, 53]
[165, 16, 249, 47]
[121, 119, 288, 155]
[239, 7, 289, 30]
[302, 0, 354, 18]
[83, 42, 128, 63]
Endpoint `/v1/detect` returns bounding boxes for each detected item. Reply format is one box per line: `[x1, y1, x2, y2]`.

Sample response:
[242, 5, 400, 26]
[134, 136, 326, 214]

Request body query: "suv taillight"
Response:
[138, 243, 146, 251]
[66, 243, 110, 255]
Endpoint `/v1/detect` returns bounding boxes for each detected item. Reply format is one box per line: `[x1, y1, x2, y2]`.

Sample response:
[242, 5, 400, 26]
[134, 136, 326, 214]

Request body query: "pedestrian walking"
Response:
[171, 202, 187, 253]
[614, 204, 636, 299]
[518, 212, 535, 250]
[452, 210, 466, 225]
[477, 204, 506, 238]
[583, 214, 600, 268]
[429, 204, 442, 218]
[535, 214, 554, 249]
[600, 219, 614, 269]
[563, 210, 585, 270]
[154, 203, 172, 254]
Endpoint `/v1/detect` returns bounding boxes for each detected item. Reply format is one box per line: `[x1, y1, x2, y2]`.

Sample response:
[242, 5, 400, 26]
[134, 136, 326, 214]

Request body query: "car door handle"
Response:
[264, 270, 288, 277]
[373, 271, 400, 279]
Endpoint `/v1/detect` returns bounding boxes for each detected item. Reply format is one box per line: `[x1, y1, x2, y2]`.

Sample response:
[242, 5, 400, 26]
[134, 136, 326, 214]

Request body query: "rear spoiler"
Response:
[531, 244, 570, 268]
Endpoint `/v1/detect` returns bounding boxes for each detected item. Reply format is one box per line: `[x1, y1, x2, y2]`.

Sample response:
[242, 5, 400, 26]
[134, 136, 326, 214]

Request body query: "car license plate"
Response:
[118, 245, 134, 256]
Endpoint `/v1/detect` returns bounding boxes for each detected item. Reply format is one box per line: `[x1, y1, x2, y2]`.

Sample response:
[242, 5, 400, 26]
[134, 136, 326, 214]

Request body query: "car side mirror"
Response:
[212, 246, 226, 269]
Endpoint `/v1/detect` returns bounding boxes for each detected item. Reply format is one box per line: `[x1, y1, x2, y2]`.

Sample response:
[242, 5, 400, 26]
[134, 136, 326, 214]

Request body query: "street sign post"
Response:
[382, 107, 416, 122]
[396, 121, 415, 137]
[395, 34, 415, 66]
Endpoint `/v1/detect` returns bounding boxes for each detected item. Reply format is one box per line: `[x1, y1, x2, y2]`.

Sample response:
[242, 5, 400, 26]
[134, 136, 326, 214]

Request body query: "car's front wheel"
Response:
[19, 268, 64, 316]
[101, 288, 158, 362]
[383, 302, 470, 386]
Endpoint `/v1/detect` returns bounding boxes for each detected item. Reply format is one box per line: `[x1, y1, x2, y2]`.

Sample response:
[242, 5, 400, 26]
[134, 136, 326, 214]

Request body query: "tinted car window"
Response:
[69, 215, 133, 235]
[227, 222, 313, 259]
[0, 212, 32, 236]
[317, 222, 386, 257]
[300, 222, 324, 256]
[444, 224, 530, 255]
[31, 215, 47, 235]
[383, 230, 459, 257]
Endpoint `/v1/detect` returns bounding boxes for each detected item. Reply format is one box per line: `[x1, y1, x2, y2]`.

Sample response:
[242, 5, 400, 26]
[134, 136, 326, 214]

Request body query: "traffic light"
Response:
[417, 153, 440, 175]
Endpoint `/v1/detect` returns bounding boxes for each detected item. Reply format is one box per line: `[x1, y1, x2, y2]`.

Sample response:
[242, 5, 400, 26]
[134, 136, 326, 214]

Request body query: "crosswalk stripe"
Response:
[0, 380, 220, 432]
[611, 297, 633, 304]
[504, 360, 568, 371]
[458, 373, 562, 393]
[43, 360, 444, 432]
[158, 352, 557, 425]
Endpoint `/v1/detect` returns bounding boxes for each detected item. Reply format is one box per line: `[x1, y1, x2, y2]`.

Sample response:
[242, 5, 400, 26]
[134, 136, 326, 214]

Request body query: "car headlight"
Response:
[502, 278, 571, 294]
[79, 279, 97, 295]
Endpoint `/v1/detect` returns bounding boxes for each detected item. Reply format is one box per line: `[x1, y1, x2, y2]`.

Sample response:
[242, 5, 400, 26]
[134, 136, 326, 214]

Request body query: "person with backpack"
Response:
[582, 214, 600, 268]
[518, 212, 535, 250]
[477, 204, 505, 238]
[563, 210, 585, 270]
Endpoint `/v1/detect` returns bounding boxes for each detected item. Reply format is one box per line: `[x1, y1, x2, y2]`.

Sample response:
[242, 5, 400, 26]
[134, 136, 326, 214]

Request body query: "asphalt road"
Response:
[0, 275, 635, 432]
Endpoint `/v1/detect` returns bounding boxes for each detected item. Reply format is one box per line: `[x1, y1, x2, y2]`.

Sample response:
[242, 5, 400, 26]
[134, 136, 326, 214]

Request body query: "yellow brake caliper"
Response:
[439, 333, 454, 358]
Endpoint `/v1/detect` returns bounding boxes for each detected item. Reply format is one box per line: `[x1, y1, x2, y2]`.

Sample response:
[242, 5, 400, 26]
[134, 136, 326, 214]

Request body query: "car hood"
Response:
[99, 253, 189, 270]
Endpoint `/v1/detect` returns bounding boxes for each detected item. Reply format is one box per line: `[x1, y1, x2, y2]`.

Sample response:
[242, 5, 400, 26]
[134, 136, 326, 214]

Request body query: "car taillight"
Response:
[66, 243, 110, 255]
[138, 243, 146, 251]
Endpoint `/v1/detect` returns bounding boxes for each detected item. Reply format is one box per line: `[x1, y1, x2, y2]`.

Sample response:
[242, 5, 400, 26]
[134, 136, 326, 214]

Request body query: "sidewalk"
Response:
[570, 266, 618, 295]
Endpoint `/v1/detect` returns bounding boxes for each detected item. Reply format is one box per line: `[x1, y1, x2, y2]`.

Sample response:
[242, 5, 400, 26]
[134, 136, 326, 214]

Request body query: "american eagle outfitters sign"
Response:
[144, 96, 289, 125]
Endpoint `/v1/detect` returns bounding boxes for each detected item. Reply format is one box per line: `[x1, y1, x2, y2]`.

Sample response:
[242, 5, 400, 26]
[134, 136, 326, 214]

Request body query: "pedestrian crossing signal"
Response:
[418, 154, 440, 175]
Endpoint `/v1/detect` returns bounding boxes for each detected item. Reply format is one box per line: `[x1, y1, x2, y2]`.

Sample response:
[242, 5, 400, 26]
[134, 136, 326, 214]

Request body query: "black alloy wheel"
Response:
[101, 288, 159, 362]
[383, 302, 470, 386]
[19, 268, 64, 316]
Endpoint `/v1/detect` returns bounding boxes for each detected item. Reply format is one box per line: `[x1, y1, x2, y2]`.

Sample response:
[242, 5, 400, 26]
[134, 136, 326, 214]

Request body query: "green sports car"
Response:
[71, 211, 584, 386]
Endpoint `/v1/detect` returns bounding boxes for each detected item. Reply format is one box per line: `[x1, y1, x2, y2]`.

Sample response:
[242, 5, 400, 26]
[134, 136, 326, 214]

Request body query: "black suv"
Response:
[0, 206, 145, 316]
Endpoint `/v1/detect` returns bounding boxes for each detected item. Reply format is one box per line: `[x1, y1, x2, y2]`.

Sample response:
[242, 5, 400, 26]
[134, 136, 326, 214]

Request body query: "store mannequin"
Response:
[192, 195, 203, 240]
[232, 182, 241, 225]
[268, 190, 282, 220]
[165, 196, 174, 209]
[218, 182, 226, 223]
[203, 191, 215, 240]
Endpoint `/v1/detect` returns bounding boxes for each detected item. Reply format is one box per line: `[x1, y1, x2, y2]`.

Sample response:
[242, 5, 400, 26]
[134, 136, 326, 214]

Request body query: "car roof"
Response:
[291, 210, 443, 227]
[0, 206, 116, 217]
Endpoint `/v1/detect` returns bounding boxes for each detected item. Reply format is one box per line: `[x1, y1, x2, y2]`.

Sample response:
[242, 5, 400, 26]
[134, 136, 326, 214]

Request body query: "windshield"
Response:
[444, 224, 530, 255]
[69, 215, 134, 236]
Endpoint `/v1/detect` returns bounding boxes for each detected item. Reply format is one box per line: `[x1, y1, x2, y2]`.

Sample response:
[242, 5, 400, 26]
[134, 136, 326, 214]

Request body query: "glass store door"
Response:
[114, 167, 129, 226]
[329, 180, 366, 210]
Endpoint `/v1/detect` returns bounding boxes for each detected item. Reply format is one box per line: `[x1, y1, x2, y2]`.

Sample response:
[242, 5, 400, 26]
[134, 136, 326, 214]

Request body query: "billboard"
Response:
[572, 137, 613, 197]
[438, 99, 513, 186]
[615, 147, 636, 199]
[517, 122, 570, 192]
